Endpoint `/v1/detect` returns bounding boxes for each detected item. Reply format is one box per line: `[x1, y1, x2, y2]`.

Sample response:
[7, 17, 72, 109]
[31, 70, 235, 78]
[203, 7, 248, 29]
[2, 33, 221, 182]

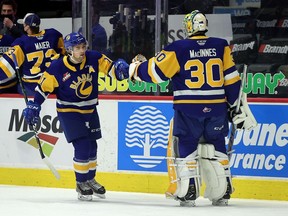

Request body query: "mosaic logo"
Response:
[125, 106, 170, 168]
[18, 132, 59, 157]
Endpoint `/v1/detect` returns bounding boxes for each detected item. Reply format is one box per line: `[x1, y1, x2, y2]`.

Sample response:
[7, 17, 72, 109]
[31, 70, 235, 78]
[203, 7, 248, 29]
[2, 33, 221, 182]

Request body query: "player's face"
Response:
[72, 43, 87, 62]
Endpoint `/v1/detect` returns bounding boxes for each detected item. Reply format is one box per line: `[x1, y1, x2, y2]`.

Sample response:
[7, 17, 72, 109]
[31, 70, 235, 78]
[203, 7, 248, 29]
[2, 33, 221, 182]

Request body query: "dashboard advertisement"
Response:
[0, 96, 287, 179]
[117, 101, 288, 178]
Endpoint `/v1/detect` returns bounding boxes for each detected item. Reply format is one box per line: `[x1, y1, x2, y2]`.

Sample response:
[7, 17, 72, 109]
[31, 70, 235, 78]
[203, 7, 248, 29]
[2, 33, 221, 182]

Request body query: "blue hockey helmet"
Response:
[64, 32, 87, 51]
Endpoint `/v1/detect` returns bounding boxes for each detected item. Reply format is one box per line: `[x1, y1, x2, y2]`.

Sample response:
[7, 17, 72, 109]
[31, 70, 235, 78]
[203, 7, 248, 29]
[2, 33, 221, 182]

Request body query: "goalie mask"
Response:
[183, 10, 208, 37]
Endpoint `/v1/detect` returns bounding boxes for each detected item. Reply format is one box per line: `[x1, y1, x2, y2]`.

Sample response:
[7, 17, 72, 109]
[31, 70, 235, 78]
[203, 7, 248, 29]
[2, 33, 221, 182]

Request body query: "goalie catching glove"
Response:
[23, 100, 41, 125]
[228, 92, 257, 131]
[129, 54, 147, 82]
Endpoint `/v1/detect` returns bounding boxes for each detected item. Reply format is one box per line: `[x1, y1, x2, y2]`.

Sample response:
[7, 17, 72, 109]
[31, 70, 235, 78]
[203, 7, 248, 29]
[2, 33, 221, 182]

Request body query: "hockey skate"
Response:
[212, 183, 231, 206]
[87, 179, 106, 199]
[76, 181, 93, 201]
[177, 184, 197, 207]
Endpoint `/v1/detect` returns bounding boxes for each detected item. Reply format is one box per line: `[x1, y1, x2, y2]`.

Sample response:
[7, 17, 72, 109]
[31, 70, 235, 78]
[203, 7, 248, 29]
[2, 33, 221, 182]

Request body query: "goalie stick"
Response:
[227, 64, 247, 157]
[12, 52, 60, 180]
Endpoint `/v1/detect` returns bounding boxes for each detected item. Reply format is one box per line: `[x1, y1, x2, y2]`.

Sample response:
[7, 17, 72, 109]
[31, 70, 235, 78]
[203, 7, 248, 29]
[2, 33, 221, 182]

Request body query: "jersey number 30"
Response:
[184, 59, 224, 89]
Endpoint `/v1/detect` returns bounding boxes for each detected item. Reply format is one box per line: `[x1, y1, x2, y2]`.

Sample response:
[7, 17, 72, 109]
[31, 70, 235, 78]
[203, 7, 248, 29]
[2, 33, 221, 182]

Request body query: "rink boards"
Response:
[0, 94, 287, 201]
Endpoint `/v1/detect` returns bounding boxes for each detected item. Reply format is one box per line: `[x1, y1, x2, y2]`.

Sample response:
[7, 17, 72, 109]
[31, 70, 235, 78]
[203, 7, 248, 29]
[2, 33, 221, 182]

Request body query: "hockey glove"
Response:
[228, 105, 245, 129]
[132, 54, 147, 63]
[23, 100, 41, 125]
[129, 54, 147, 82]
[228, 104, 257, 131]
[114, 59, 129, 81]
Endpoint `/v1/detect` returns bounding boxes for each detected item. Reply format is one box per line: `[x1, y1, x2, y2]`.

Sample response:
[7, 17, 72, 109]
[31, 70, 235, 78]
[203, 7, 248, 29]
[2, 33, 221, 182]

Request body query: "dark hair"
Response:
[0, 0, 17, 12]
[29, 26, 40, 34]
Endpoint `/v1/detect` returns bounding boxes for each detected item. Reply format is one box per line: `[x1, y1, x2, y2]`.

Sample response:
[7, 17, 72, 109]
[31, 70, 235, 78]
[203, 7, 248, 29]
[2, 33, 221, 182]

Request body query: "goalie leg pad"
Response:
[166, 118, 200, 200]
[198, 144, 232, 201]
[167, 137, 201, 199]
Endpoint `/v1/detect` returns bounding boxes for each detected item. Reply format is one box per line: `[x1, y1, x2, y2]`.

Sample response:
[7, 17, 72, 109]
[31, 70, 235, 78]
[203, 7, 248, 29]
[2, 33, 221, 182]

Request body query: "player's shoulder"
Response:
[11, 34, 29, 46]
[164, 39, 188, 51]
[49, 55, 65, 68]
[0, 34, 14, 44]
[85, 50, 102, 59]
[44, 28, 63, 37]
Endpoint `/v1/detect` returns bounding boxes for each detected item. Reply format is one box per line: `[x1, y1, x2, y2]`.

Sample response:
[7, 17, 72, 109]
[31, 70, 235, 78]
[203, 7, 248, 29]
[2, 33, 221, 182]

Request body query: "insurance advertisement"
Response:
[1, 96, 287, 179]
[117, 101, 288, 179]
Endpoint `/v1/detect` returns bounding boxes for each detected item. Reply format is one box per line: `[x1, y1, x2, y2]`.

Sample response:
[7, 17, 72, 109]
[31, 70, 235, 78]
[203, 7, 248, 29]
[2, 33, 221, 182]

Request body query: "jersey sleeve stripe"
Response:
[0, 57, 15, 77]
[147, 59, 166, 83]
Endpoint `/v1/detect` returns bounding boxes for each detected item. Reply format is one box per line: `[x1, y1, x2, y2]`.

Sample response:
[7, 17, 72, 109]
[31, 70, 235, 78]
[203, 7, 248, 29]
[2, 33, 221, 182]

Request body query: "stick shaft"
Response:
[12, 53, 60, 179]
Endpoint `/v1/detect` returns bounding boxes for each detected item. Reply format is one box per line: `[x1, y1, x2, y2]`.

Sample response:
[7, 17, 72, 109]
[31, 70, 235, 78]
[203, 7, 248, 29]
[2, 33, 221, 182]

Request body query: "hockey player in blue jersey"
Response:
[0, 13, 65, 94]
[0, 33, 14, 93]
[22, 32, 129, 201]
[129, 10, 257, 206]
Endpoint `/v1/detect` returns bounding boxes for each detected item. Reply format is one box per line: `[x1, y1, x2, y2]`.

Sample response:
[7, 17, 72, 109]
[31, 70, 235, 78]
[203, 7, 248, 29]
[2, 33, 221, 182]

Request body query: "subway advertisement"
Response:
[98, 70, 288, 98]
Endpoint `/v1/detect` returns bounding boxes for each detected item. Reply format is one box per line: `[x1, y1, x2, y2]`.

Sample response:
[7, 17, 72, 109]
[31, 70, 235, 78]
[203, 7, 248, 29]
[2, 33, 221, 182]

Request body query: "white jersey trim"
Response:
[224, 70, 239, 80]
[174, 89, 225, 96]
[57, 98, 98, 107]
[151, 60, 165, 83]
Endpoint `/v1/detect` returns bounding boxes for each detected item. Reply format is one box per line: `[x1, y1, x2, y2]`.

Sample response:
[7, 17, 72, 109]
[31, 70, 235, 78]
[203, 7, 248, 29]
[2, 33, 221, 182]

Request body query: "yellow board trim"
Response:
[0, 167, 288, 201]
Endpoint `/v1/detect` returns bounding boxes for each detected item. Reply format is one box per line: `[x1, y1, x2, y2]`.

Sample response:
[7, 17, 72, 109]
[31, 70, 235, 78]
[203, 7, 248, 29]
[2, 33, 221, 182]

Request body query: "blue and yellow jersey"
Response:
[34, 50, 114, 114]
[0, 28, 65, 91]
[0, 34, 15, 90]
[0, 34, 14, 56]
[135, 36, 241, 117]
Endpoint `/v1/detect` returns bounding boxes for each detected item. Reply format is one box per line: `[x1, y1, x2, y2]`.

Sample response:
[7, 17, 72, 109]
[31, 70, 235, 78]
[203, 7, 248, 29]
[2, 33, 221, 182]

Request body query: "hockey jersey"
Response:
[34, 50, 114, 114]
[0, 28, 65, 92]
[0, 34, 15, 91]
[135, 36, 241, 117]
[0, 34, 14, 56]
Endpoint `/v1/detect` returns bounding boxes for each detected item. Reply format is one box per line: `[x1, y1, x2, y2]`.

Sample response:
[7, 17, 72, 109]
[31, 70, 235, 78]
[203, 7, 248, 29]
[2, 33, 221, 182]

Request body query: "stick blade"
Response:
[42, 157, 61, 180]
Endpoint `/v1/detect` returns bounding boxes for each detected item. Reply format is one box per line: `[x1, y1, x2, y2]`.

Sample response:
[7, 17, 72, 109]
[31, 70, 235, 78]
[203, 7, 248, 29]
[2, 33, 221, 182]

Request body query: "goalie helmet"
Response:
[64, 32, 87, 52]
[183, 10, 208, 37]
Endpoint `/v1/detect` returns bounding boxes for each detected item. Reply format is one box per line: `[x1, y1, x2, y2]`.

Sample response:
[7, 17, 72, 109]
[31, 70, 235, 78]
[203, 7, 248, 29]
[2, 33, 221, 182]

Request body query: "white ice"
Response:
[0, 185, 287, 216]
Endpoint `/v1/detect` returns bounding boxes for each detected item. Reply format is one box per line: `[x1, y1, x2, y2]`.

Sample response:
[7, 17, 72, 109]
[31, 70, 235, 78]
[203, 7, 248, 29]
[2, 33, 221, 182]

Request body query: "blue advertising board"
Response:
[229, 103, 288, 178]
[118, 101, 288, 178]
[118, 101, 173, 172]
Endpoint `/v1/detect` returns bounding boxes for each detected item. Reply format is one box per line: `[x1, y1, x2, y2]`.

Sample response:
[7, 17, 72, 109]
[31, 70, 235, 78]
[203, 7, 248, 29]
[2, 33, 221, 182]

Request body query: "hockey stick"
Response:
[227, 64, 247, 157]
[12, 52, 60, 179]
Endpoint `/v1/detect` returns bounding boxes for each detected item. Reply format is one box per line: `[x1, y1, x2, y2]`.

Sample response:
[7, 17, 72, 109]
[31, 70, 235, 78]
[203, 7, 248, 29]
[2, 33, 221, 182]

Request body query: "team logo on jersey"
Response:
[70, 74, 93, 99]
[203, 107, 212, 113]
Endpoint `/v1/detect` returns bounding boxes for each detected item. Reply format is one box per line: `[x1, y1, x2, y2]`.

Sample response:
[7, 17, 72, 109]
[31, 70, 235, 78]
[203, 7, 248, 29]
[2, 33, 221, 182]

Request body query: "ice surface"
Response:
[0, 185, 287, 216]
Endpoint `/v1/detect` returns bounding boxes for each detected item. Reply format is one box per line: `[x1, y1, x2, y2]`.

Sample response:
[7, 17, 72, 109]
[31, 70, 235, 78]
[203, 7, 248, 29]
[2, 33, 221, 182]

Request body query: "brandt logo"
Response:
[125, 105, 169, 168]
